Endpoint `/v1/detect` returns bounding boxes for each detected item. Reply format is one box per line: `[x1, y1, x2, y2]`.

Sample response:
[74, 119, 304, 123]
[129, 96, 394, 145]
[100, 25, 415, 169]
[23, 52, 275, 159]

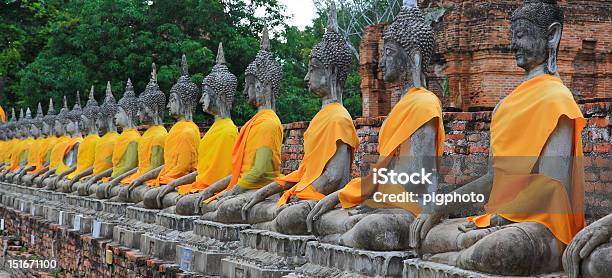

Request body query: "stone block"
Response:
[113, 225, 144, 249]
[402, 259, 567, 278]
[102, 201, 130, 216]
[193, 220, 250, 242]
[92, 219, 116, 239]
[126, 206, 159, 224]
[156, 212, 199, 231]
[140, 233, 179, 261]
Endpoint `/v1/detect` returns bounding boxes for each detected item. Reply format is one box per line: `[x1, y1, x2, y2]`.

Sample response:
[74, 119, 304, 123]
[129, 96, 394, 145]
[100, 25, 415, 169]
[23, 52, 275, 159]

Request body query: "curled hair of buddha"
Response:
[203, 43, 238, 108]
[245, 26, 283, 96]
[140, 63, 166, 119]
[67, 91, 83, 123]
[512, 0, 564, 30]
[43, 98, 57, 126]
[119, 78, 138, 122]
[170, 55, 199, 117]
[99, 81, 118, 120]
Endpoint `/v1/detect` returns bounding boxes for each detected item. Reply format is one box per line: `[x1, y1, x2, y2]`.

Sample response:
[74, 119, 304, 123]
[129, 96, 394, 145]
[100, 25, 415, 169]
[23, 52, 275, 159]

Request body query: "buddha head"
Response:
[66, 91, 83, 135]
[138, 63, 166, 126]
[81, 86, 100, 135]
[42, 99, 56, 137]
[168, 55, 199, 121]
[6, 108, 16, 139]
[511, 0, 563, 75]
[116, 78, 138, 129]
[244, 26, 282, 109]
[98, 82, 118, 133]
[54, 96, 70, 136]
[305, 1, 352, 102]
[30, 103, 44, 138]
[381, 0, 435, 89]
[20, 108, 33, 138]
[201, 43, 237, 118]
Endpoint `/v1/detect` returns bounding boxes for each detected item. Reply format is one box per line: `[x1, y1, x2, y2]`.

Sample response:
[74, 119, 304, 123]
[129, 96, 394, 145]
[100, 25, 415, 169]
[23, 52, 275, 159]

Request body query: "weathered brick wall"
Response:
[360, 0, 612, 115]
[281, 102, 611, 223]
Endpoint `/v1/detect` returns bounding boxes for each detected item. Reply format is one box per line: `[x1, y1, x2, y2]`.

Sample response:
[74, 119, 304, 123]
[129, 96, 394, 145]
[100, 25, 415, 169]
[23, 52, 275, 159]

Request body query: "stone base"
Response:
[113, 225, 145, 249]
[156, 212, 199, 231]
[292, 241, 416, 277]
[140, 232, 180, 261]
[221, 229, 315, 278]
[102, 201, 130, 216]
[193, 220, 250, 241]
[126, 206, 159, 224]
[402, 259, 567, 278]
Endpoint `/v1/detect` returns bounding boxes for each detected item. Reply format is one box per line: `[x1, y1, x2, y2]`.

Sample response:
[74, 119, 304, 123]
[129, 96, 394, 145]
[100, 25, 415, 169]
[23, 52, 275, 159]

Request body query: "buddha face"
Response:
[30, 124, 41, 138]
[511, 19, 548, 72]
[381, 40, 409, 82]
[137, 103, 154, 124]
[42, 122, 51, 136]
[53, 120, 64, 135]
[114, 107, 130, 127]
[244, 74, 258, 106]
[305, 57, 331, 98]
[20, 125, 29, 137]
[167, 93, 182, 118]
[66, 119, 78, 134]
[200, 84, 218, 116]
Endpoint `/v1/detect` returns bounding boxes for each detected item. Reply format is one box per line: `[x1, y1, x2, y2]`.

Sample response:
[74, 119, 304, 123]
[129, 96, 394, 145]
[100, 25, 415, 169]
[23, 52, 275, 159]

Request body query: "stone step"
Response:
[126, 206, 159, 224]
[402, 259, 568, 278]
[193, 220, 250, 242]
[293, 241, 416, 277]
[156, 212, 199, 231]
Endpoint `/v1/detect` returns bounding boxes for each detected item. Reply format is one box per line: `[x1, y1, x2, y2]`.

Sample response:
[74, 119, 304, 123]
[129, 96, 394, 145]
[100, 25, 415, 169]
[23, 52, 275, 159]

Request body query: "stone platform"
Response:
[402, 259, 567, 278]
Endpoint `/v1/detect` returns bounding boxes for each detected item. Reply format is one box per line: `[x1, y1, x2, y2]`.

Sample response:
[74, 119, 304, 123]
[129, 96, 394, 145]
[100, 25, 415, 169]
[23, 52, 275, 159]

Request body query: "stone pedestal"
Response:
[126, 206, 159, 224]
[221, 229, 315, 278]
[291, 241, 416, 277]
[102, 201, 130, 216]
[402, 259, 568, 278]
[156, 212, 198, 231]
[113, 225, 145, 249]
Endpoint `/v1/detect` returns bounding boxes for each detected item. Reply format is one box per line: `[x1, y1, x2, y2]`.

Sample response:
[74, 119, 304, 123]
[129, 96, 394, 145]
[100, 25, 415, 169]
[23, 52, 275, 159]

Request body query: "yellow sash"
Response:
[147, 121, 200, 187]
[276, 103, 359, 206]
[121, 125, 167, 185]
[467, 74, 585, 245]
[10, 138, 34, 172]
[177, 118, 238, 195]
[93, 132, 119, 175]
[338, 87, 445, 215]
[66, 134, 100, 180]
[48, 136, 72, 172]
[55, 137, 83, 175]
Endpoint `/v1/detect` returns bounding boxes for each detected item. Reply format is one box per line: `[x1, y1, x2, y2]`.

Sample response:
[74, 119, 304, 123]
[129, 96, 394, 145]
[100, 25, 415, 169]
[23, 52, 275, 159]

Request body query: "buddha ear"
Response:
[411, 49, 423, 88]
[547, 22, 562, 75]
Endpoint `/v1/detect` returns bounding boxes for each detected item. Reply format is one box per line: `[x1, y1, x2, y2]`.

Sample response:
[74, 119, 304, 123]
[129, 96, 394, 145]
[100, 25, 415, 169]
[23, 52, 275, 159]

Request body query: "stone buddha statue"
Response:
[63, 83, 119, 192]
[58, 86, 101, 191]
[563, 214, 612, 278]
[40, 96, 81, 190]
[118, 56, 200, 204]
[16, 103, 49, 184]
[43, 95, 83, 189]
[147, 43, 238, 212]
[4, 107, 35, 182]
[0, 108, 17, 172]
[103, 64, 167, 202]
[239, 3, 360, 235]
[31, 100, 59, 187]
[74, 81, 139, 196]
[306, 1, 444, 251]
[185, 28, 284, 222]
[91, 79, 143, 199]
[22, 100, 59, 186]
[409, 0, 586, 276]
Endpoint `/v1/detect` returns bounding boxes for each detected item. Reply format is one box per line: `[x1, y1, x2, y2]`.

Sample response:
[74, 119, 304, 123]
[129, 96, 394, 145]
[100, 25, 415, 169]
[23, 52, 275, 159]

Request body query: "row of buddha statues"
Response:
[0, 1, 609, 277]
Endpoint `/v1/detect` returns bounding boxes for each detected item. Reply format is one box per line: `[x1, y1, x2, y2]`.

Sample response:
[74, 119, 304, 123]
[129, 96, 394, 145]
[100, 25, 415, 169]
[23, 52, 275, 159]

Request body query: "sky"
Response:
[279, 0, 317, 30]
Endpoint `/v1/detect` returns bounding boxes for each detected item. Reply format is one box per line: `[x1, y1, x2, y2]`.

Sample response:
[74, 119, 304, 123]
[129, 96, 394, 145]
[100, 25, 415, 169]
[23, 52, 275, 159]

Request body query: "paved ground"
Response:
[0, 270, 9, 278]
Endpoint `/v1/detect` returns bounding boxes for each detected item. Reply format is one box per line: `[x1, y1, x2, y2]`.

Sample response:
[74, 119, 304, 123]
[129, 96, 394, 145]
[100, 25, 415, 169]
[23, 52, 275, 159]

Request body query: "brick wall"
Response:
[360, 0, 612, 116]
[282, 102, 612, 223]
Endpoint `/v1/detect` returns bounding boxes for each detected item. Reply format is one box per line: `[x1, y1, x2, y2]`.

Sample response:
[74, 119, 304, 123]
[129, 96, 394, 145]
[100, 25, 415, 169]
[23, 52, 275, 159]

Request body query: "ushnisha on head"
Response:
[66, 91, 83, 135]
[98, 82, 118, 133]
[510, 0, 563, 75]
[244, 26, 283, 109]
[381, 0, 435, 88]
[138, 63, 166, 126]
[201, 43, 238, 118]
[54, 96, 70, 136]
[82, 86, 100, 134]
[168, 55, 199, 121]
[306, 0, 352, 102]
[21, 107, 33, 137]
[116, 78, 138, 128]
[43, 98, 57, 136]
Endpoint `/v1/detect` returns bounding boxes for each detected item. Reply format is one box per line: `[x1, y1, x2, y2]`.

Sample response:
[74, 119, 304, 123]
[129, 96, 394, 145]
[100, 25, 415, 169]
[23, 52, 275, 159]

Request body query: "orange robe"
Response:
[55, 137, 83, 175]
[92, 132, 120, 176]
[338, 87, 445, 215]
[66, 134, 100, 180]
[121, 125, 167, 185]
[468, 74, 585, 245]
[147, 121, 200, 187]
[10, 137, 34, 172]
[205, 109, 283, 203]
[276, 103, 359, 206]
[48, 136, 73, 174]
[26, 136, 58, 173]
[177, 118, 238, 195]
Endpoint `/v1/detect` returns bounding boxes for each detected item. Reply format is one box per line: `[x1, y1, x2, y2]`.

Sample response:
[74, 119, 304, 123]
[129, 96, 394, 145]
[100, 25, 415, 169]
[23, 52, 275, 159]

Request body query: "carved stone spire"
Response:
[204, 42, 238, 109]
[170, 55, 199, 120]
[100, 81, 118, 119]
[83, 85, 100, 122]
[118, 78, 138, 123]
[36, 103, 44, 119]
[245, 26, 283, 96]
[216, 43, 226, 65]
[261, 25, 271, 51]
[47, 98, 56, 116]
[140, 62, 166, 124]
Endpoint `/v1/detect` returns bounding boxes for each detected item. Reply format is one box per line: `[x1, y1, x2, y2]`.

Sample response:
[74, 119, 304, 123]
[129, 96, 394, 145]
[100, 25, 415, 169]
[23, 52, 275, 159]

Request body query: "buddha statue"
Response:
[118, 56, 200, 204]
[31, 100, 59, 187]
[3, 107, 35, 182]
[10, 105, 43, 183]
[39, 96, 81, 190]
[101, 64, 167, 201]
[239, 3, 359, 235]
[306, 1, 444, 251]
[0, 109, 17, 173]
[409, 0, 586, 276]
[185, 28, 284, 222]
[563, 214, 612, 278]
[43, 95, 83, 189]
[91, 79, 142, 199]
[17, 103, 56, 185]
[57, 87, 101, 190]
[147, 43, 238, 212]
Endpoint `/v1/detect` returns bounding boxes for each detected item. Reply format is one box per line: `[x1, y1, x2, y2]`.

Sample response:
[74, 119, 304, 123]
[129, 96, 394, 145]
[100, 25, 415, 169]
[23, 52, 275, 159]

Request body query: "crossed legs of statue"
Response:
[313, 207, 415, 251]
[141, 186, 178, 209]
[200, 190, 257, 223]
[247, 199, 317, 235]
[581, 241, 612, 278]
[420, 217, 564, 276]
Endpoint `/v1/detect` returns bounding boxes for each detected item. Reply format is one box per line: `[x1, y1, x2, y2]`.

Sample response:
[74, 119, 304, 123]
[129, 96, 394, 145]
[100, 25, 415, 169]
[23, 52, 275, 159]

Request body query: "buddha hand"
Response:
[156, 184, 173, 208]
[306, 192, 340, 233]
[241, 191, 266, 221]
[409, 212, 444, 249]
[563, 222, 611, 278]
